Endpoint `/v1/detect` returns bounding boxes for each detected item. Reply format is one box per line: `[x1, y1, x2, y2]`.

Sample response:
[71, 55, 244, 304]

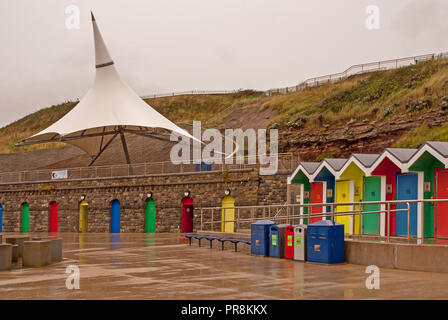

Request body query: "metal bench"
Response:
[203, 236, 222, 249]
[183, 233, 199, 246]
[182, 234, 209, 247]
[218, 238, 251, 252]
[183, 234, 251, 252]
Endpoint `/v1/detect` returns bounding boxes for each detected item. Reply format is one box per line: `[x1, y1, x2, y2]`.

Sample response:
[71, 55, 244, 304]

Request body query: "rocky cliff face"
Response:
[280, 108, 448, 161]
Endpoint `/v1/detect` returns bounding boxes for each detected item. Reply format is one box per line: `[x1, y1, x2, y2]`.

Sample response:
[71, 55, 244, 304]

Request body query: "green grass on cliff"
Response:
[395, 123, 448, 148]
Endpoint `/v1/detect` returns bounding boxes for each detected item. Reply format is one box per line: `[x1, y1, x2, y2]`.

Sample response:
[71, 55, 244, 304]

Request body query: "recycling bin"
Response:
[251, 220, 277, 256]
[269, 224, 288, 258]
[284, 225, 296, 259]
[294, 225, 307, 261]
[306, 220, 344, 264]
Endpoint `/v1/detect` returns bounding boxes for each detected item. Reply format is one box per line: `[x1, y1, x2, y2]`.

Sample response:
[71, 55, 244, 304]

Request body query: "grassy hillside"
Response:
[265, 58, 448, 133]
[1, 58, 448, 155]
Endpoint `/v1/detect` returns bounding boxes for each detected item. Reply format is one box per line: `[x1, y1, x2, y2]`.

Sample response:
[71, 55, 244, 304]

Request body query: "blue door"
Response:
[396, 174, 418, 236]
[0, 204, 3, 232]
[111, 200, 120, 233]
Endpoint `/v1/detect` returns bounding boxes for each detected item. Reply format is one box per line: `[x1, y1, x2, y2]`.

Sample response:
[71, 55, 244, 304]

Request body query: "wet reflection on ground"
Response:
[1, 232, 448, 299]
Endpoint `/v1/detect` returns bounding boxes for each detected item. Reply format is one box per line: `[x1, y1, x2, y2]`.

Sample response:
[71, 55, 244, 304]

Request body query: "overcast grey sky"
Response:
[0, 0, 447, 127]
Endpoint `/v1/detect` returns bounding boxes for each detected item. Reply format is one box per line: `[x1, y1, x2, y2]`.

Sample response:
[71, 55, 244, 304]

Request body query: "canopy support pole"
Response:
[120, 132, 133, 175]
[88, 132, 119, 167]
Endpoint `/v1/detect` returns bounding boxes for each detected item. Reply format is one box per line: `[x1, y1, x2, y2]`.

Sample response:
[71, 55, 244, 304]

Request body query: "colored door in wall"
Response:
[335, 180, 351, 234]
[221, 196, 235, 233]
[436, 170, 448, 238]
[22, 203, 29, 233]
[49, 202, 58, 232]
[79, 200, 88, 232]
[363, 177, 381, 235]
[145, 199, 156, 233]
[0, 204, 2, 232]
[181, 197, 194, 233]
[396, 174, 418, 236]
[310, 182, 324, 223]
[110, 200, 121, 233]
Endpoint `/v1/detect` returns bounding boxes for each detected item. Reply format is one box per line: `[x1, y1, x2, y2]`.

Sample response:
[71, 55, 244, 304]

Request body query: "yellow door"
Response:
[221, 196, 235, 232]
[79, 200, 88, 232]
[335, 180, 351, 234]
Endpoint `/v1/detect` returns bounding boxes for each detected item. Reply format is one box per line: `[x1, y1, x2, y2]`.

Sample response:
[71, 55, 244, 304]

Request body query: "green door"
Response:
[363, 177, 381, 235]
[145, 199, 156, 233]
[22, 203, 29, 233]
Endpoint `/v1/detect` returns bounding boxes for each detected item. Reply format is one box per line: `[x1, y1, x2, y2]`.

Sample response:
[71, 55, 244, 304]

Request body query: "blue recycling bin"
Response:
[251, 220, 277, 256]
[269, 224, 288, 258]
[306, 220, 344, 264]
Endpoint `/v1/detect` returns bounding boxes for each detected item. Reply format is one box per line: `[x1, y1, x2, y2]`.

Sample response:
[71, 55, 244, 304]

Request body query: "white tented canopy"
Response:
[18, 12, 197, 165]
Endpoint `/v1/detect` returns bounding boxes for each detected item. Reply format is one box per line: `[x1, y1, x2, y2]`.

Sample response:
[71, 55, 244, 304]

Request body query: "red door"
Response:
[181, 197, 194, 233]
[311, 182, 324, 223]
[436, 169, 448, 238]
[49, 201, 58, 232]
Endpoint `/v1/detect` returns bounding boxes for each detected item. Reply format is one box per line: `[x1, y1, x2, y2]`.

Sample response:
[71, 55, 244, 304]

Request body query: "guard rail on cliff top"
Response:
[266, 52, 448, 96]
[0, 153, 299, 184]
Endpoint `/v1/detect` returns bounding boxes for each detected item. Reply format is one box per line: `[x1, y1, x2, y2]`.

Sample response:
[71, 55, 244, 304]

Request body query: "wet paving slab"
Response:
[1, 232, 448, 299]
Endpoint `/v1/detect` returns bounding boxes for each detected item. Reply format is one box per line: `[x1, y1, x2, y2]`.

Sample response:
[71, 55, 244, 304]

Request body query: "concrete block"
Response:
[344, 241, 395, 269]
[22, 240, 52, 267]
[0, 244, 12, 270]
[31, 237, 62, 262]
[11, 244, 19, 263]
[395, 244, 448, 273]
[4, 236, 30, 257]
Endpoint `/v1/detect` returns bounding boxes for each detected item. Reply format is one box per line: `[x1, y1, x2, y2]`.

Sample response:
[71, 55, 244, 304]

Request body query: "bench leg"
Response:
[234, 242, 238, 252]
[209, 240, 213, 249]
[188, 238, 192, 246]
[221, 242, 225, 251]
[198, 239, 202, 247]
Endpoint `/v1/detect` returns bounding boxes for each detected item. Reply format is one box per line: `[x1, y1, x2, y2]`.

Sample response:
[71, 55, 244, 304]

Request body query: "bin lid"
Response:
[294, 225, 307, 230]
[252, 220, 277, 225]
[309, 220, 343, 227]
[269, 223, 289, 230]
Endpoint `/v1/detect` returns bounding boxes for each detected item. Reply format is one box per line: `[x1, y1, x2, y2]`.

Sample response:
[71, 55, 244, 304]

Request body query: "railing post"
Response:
[407, 202, 411, 241]
[359, 202, 363, 236]
[387, 203, 391, 243]
[237, 208, 240, 232]
[200, 209, 203, 231]
[211, 208, 214, 232]
[422, 200, 426, 241]
[308, 204, 311, 225]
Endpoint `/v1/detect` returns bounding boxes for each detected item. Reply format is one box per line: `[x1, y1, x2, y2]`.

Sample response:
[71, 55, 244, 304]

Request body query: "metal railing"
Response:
[198, 199, 448, 243]
[266, 52, 448, 96]
[141, 89, 246, 99]
[0, 153, 298, 184]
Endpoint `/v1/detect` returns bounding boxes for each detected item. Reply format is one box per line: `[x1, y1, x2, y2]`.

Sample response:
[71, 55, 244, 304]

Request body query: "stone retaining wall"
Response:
[0, 169, 288, 233]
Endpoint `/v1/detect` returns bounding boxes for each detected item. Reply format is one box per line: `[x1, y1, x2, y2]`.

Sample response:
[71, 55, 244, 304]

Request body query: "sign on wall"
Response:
[51, 170, 68, 180]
